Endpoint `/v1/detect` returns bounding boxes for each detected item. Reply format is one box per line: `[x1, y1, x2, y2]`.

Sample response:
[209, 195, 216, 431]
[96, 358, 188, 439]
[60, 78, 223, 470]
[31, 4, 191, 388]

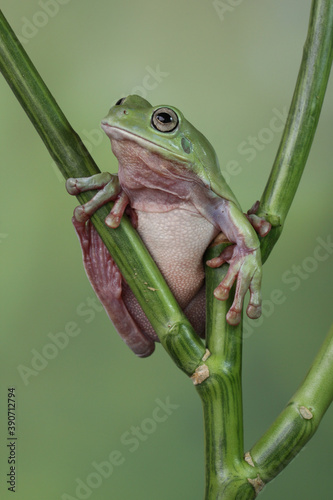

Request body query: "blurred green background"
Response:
[1, 1, 332, 499]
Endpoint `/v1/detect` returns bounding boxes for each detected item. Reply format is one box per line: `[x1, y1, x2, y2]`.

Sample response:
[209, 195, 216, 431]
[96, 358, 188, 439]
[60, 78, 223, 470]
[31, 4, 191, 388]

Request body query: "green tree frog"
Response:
[66, 95, 270, 357]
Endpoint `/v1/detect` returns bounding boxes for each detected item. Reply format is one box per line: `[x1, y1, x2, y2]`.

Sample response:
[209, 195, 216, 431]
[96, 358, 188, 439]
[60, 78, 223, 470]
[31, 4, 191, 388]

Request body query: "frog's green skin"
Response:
[103, 95, 241, 209]
[66, 95, 268, 357]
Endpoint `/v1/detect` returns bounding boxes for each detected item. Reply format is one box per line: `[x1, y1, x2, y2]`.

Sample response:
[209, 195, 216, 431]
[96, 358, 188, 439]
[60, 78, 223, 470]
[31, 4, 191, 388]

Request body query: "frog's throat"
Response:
[101, 123, 190, 165]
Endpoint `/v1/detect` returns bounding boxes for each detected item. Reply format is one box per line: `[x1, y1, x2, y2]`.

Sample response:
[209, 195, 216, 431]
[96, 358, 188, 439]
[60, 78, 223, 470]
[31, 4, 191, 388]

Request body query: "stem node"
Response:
[191, 364, 210, 385]
[247, 475, 265, 496]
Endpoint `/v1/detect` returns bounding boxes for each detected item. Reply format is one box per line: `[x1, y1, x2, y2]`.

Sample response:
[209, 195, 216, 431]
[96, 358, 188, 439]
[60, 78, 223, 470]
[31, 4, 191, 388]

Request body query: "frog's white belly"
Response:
[135, 208, 218, 308]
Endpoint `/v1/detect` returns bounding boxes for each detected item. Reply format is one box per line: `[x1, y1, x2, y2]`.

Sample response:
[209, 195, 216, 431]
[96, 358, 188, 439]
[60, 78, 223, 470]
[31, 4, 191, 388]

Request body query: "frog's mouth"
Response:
[101, 123, 190, 164]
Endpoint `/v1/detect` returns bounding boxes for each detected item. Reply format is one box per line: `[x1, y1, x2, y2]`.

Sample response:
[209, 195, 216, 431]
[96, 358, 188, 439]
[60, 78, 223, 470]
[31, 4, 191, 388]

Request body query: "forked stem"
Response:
[1, 2, 333, 498]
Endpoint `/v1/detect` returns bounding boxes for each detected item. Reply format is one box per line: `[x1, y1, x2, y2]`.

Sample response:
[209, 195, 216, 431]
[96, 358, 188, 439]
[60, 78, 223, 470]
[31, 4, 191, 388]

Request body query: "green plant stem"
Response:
[197, 244, 257, 499]
[247, 0, 333, 489]
[258, 0, 333, 263]
[200, 1, 333, 498]
[249, 324, 333, 484]
[0, 10, 206, 374]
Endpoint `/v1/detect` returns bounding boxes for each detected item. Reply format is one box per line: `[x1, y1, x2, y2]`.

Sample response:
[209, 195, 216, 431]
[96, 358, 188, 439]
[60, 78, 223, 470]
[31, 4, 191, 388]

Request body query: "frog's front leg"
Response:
[206, 199, 262, 326]
[71, 217, 155, 357]
[66, 172, 129, 228]
[66, 173, 155, 357]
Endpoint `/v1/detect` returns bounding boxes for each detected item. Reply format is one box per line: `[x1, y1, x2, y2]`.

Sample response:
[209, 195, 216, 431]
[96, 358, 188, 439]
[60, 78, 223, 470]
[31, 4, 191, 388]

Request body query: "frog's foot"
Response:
[66, 172, 129, 228]
[247, 214, 271, 238]
[72, 217, 155, 357]
[246, 201, 271, 237]
[206, 245, 262, 326]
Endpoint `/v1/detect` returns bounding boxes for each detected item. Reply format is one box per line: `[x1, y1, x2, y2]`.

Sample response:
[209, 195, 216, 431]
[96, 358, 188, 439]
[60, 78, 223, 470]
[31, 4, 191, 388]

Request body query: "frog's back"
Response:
[189, 125, 242, 210]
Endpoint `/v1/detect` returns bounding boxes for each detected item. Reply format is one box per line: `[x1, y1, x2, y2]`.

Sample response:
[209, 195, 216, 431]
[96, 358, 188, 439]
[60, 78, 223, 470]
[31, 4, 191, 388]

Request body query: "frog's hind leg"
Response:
[72, 217, 155, 357]
[184, 286, 206, 339]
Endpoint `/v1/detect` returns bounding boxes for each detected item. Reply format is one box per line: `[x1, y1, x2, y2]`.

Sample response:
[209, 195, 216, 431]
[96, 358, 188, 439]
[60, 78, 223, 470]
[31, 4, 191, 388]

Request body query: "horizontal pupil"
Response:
[157, 113, 172, 123]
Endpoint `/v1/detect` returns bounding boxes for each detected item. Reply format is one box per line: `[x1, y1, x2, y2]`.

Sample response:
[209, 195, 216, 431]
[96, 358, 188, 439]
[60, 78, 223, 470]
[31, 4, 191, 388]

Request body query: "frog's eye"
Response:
[115, 97, 126, 105]
[152, 108, 178, 133]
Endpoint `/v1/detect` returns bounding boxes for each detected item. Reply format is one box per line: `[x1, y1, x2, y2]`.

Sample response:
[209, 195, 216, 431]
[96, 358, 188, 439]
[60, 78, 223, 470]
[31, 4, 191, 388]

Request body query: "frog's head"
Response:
[101, 95, 223, 192]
